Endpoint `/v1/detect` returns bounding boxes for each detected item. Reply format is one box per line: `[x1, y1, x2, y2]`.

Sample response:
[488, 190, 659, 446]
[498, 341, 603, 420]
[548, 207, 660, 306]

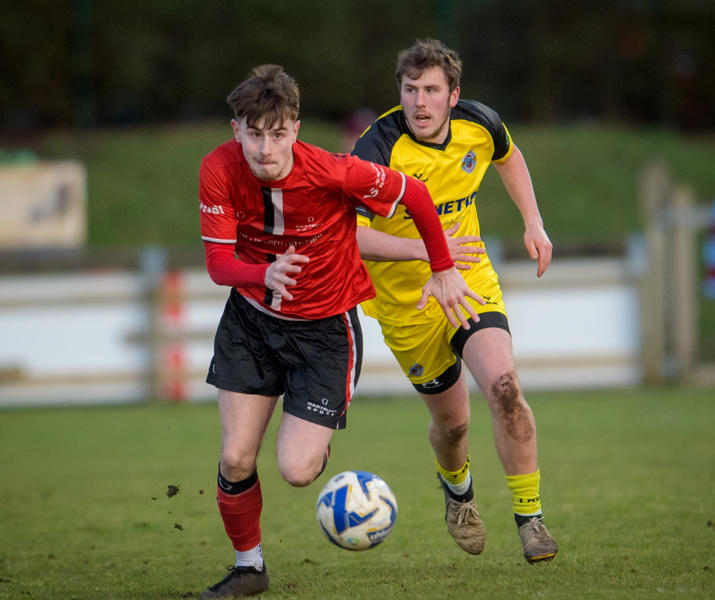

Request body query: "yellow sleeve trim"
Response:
[356, 213, 372, 228]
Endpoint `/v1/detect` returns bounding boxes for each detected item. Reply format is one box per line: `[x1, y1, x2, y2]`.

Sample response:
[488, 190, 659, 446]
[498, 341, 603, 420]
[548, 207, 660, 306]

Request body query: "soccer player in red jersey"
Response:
[197, 64, 481, 599]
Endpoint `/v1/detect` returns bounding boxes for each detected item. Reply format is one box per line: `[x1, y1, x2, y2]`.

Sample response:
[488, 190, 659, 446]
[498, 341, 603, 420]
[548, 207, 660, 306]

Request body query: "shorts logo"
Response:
[461, 151, 476, 173]
[421, 379, 442, 389]
[408, 363, 424, 377]
[308, 400, 337, 417]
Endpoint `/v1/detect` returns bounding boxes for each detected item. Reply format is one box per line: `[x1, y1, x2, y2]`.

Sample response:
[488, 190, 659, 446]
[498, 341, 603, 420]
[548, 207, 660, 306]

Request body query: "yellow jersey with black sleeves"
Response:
[352, 99, 514, 326]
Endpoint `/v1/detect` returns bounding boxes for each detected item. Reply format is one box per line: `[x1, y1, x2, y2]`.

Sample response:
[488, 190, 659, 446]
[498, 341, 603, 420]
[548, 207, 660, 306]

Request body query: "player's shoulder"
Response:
[202, 139, 242, 171]
[293, 138, 335, 161]
[293, 139, 349, 173]
[352, 106, 406, 165]
[451, 99, 504, 132]
[292, 139, 355, 187]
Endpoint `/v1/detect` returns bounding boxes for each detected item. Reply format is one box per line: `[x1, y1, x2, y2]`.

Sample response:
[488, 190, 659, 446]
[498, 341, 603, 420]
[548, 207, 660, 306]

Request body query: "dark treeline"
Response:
[1, 0, 712, 134]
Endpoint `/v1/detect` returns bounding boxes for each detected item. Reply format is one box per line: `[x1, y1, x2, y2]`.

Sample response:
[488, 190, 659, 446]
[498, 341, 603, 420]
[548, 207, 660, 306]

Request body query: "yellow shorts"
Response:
[378, 275, 508, 386]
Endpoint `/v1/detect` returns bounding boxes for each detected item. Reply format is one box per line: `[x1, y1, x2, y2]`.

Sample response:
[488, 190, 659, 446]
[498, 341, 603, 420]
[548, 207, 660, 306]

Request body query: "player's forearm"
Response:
[356, 226, 426, 262]
[494, 146, 544, 229]
[399, 177, 453, 272]
[204, 242, 269, 287]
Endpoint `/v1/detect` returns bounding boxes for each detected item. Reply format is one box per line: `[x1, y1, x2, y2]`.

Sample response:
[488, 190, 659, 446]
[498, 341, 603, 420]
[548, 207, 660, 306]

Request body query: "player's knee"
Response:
[490, 371, 522, 414]
[490, 371, 535, 442]
[277, 456, 319, 488]
[430, 418, 469, 446]
[220, 448, 257, 481]
[445, 421, 470, 445]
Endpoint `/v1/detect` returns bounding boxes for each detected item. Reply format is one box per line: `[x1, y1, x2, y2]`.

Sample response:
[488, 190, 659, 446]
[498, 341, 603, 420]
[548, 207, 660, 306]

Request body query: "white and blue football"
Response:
[316, 470, 398, 550]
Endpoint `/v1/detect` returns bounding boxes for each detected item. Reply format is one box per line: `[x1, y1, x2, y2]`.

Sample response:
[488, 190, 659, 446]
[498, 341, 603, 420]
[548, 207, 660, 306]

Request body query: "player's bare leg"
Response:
[275, 412, 334, 487]
[421, 374, 471, 471]
[462, 328, 557, 562]
[218, 389, 278, 481]
[461, 328, 536, 474]
[421, 376, 485, 554]
[200, 390, 276, 599]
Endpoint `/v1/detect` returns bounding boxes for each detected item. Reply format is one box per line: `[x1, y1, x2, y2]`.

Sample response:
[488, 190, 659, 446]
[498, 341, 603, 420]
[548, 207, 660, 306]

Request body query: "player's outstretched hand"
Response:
[523, 223, 553, 278]
[417, 267, 485, 330]
[264, 244, 310, 301]
[444, 223, 485, 270]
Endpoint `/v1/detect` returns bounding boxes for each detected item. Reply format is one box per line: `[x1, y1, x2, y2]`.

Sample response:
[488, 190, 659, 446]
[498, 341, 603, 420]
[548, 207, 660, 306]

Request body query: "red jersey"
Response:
[199, 138, 407, 319]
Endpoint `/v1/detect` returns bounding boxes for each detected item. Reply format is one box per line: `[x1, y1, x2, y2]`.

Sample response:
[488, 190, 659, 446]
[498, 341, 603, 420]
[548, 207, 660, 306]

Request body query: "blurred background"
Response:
[1, 0, 714, 406]
[2, 0, 713, 132]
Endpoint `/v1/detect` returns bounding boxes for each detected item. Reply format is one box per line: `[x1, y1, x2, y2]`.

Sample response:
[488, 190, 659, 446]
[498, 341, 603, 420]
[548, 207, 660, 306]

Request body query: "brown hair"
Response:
[395, 39, 462, 92]
[226, 64, 300, 128]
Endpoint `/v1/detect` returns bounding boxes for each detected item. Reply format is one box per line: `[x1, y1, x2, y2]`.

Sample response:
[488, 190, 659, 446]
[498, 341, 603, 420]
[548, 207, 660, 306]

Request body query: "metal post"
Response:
[139, 246, 167, 401]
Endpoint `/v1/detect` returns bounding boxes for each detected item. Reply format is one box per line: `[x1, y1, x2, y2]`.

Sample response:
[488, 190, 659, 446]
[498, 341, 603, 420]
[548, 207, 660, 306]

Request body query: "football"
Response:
[316, 470, 398, 550]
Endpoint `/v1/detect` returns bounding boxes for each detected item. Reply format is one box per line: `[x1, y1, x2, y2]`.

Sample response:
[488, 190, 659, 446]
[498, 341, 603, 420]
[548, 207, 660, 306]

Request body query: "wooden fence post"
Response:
[638, 161, 670, 384]
[669, 185, 698, 380]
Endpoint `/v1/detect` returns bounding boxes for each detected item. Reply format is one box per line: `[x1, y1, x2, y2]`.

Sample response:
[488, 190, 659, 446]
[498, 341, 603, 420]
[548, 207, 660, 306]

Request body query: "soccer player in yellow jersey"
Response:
[352, 38, 558, 563]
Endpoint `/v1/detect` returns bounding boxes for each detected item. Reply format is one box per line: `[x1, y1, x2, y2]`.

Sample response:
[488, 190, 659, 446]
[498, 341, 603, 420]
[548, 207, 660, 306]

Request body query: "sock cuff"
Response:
[218, 468, 258, 495]
[505, 468, 540, 487]
[436, 454, 471, 485]
[506, 469, 542, 516]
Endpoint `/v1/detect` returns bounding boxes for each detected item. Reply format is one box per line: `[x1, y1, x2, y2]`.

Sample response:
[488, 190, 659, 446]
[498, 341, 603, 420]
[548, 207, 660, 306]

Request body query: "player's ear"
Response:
[449, 86, 460, 108]
[231, 119, 240, 141]
[292, 120, 301, 141]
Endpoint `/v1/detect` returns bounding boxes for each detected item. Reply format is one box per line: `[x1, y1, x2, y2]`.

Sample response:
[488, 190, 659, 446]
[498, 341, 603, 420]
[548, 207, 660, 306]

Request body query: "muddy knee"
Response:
[490, 371, 534, 442]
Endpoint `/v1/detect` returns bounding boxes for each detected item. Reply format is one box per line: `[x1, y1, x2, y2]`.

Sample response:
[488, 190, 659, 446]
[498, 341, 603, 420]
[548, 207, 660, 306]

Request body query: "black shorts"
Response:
[206, 290, 363, 430]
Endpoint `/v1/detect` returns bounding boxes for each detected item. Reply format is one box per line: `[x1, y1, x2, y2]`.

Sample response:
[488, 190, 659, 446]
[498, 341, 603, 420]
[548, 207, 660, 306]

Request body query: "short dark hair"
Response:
[226, 64, 300, 128]
[395, 39, 462, 92]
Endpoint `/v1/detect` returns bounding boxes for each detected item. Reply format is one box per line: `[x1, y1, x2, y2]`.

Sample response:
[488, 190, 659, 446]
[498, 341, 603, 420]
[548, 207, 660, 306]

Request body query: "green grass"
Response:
[1, 387, 713, 599]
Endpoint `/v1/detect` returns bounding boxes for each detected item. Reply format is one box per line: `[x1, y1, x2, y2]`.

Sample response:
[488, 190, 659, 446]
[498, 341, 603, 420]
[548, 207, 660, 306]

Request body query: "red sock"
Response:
[217, 479, 262, 551]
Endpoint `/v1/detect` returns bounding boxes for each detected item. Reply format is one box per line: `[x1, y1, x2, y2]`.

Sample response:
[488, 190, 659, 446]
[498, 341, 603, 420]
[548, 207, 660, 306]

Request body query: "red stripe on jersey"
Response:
[340, 311, 358, 425]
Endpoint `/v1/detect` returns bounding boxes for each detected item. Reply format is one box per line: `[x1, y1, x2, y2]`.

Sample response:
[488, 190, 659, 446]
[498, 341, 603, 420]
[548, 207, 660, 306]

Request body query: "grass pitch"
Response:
[0, 386, 713, 599]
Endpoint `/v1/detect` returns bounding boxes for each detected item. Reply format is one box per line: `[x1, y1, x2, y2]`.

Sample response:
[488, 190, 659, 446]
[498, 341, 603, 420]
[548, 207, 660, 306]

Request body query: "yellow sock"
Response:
[506, 469, 542, 515]
[436, 455, 471, 486]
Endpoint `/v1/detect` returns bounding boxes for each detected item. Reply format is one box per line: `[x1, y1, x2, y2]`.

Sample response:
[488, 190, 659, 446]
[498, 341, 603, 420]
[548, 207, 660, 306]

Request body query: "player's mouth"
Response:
[413, 113, 431, 125]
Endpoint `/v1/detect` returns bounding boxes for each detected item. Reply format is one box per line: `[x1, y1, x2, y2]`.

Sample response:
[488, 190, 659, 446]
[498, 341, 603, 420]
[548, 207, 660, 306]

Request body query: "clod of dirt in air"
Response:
[167, 485, 180, 498]
[174, 523, 184, 531]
